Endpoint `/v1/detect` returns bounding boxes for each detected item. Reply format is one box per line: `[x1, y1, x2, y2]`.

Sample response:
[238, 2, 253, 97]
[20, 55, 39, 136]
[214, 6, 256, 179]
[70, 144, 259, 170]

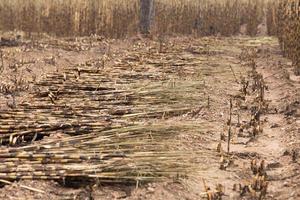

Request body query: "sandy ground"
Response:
[0, 35, 299, 200]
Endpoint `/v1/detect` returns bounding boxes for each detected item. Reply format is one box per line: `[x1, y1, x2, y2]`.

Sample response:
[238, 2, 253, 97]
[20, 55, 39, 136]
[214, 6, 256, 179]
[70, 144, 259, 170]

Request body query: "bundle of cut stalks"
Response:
[0, 124, 213, 182]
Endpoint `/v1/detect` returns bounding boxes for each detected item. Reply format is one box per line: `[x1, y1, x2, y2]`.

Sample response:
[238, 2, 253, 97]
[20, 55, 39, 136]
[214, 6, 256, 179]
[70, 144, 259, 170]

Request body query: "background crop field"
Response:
[0, 0, 266, 38]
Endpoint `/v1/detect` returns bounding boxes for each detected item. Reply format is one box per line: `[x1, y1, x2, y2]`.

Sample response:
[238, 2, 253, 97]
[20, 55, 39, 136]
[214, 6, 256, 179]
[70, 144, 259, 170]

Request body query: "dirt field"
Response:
[0, 35, 299, 199]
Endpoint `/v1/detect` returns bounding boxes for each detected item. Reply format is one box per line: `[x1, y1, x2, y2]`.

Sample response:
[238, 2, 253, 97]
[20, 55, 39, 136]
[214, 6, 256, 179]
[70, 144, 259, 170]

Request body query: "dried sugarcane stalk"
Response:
[207, 95, 210, 108]
[230, 65, 239, 83]
[0, 179, 45, 194]
[227, 99, 233, 153]
[0, 49, 4, 73]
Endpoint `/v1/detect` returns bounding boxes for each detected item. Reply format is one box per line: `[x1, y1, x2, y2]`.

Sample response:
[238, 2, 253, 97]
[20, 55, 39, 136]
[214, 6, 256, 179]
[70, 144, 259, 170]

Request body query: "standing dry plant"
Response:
[0, 49, 4, 73]
[227, 98, 233, 153]
[267, 0, 300, 75]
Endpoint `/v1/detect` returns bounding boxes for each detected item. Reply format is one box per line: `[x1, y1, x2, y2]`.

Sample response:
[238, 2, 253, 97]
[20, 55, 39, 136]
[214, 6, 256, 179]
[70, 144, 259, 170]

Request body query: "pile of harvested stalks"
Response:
[0, 124, 210, 182]
[0, 38, 220, 183]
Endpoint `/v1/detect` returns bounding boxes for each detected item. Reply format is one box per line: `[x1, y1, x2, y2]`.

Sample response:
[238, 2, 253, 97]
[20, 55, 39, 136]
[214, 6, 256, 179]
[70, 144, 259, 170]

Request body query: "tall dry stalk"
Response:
[267, 0, 300, 75]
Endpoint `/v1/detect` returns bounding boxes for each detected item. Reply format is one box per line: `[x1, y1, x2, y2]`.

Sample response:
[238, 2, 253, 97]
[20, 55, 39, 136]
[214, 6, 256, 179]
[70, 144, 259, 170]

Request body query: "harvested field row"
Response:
[0, 15, 299, 200]
[0, 36, 246, 186]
